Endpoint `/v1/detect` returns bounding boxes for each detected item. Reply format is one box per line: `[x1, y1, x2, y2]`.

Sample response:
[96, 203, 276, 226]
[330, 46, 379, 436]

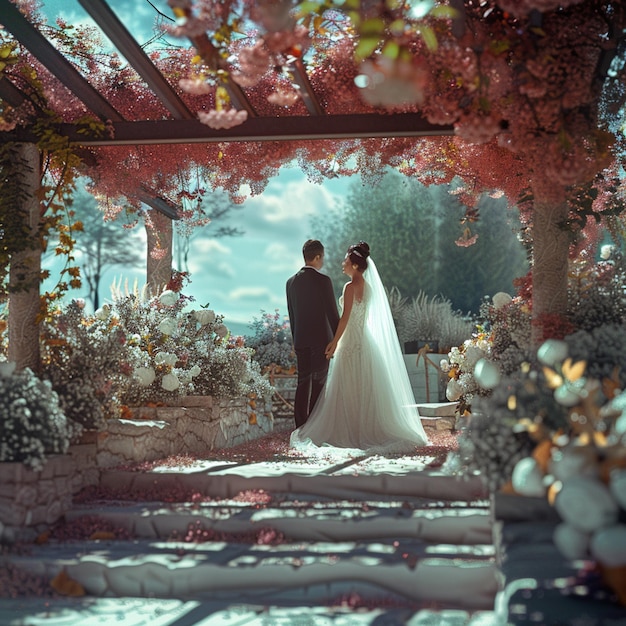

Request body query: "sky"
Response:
[53, 170, 352, 337]
[37, 0, 357, 337]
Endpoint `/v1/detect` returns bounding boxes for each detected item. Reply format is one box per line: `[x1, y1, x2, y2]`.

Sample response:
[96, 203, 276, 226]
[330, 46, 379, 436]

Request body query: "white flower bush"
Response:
[0, 278, 275, 467]
[0, 365, 71, 469]
[40, 299, 130, 433]
[111, 284, 272, 405]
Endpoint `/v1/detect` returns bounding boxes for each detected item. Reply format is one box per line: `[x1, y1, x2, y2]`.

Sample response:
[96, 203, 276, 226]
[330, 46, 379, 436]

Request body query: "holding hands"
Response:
[325, 340, 337, 359]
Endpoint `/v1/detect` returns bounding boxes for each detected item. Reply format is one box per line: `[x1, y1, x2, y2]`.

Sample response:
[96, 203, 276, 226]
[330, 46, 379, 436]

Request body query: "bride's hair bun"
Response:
[356, 241, 370, 258]
[347, 241, 370, 271]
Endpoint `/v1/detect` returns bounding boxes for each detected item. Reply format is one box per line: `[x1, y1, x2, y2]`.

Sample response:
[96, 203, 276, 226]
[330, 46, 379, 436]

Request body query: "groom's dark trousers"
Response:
[286, 267, 340, 428]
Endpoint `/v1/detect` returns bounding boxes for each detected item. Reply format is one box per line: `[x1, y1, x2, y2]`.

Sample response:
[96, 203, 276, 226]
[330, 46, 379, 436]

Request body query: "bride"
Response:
[290, 241, 429, 455]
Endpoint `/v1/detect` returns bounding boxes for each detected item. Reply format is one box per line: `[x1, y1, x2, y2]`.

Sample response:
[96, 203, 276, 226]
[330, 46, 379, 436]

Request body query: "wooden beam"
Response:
[1, 113, 454, 146]
[78, 0, 194, 120]
[0, 0, 123, 122]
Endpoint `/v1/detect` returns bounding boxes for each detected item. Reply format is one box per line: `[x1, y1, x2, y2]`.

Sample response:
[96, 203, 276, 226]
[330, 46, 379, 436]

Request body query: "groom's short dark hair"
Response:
[303, 239, 324, 262]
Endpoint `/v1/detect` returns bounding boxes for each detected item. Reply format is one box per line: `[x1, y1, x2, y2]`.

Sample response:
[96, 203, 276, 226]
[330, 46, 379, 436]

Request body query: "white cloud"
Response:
[254, 180, 338, 224]
[228, 286, 273, 301]
[264, 242, 302, 273]
[217, 261, 236, 278]
[193, 239, 232, 256]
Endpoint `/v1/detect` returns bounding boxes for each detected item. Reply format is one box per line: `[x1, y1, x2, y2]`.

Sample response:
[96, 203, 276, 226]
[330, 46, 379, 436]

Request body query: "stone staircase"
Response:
[0, 418, 502, 625]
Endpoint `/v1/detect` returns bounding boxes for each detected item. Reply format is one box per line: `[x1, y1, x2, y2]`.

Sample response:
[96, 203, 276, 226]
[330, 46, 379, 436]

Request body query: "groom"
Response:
[286, 239, 340, 428]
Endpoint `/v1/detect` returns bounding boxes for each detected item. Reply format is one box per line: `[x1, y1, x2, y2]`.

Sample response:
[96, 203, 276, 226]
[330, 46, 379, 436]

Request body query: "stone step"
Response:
[65, 499, 493, 545]
[0, 597, 499, 626]
[6, 538, 499, 609]
[97, 468, 488, 502]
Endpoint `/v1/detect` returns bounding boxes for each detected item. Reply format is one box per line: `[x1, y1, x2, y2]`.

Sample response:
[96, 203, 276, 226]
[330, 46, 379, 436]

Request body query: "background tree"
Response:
[313, 171, 527, 314]
[65, 186, 143, 311]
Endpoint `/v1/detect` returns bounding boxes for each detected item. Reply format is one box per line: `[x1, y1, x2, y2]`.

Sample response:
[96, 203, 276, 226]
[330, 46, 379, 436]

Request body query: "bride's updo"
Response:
[347, 241, 370, 272]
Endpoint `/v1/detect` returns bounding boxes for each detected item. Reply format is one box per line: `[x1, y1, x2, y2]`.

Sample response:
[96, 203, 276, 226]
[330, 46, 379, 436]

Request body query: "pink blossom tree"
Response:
[168, 0, 626, 341]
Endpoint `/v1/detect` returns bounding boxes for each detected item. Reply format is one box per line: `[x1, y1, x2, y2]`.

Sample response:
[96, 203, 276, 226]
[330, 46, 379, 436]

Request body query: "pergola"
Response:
[0, 0, 453, 148]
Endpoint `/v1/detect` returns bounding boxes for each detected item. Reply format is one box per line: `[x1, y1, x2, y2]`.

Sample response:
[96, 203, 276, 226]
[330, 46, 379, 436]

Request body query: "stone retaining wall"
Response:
[98, 396, 274, 467]
[0, 454, 89, 543]
[0, 395, 273, 543]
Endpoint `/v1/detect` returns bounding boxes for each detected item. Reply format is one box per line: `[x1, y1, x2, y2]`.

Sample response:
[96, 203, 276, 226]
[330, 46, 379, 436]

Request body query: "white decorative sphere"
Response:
[549, 445, 599, 482]
[159, 290, 178, 306]
[193, 309, 216, 325]
[216, 324, 229, 339]
[446, 378, 463, 402]
[492, 292, 513, 309]
[555, 476, 619, 532]
[537, 339, 569, 367]
[553, 384, 582, 407]
[609, 470, 626, 510]
[590, 525, 626, 567]
[0, 361, 17, 378]
[512, 457, 546, 497]
[134, 366, 156, 387]
[161, 373, 180, 391]
[553, 523, 590, 560]
[474, 358, 501, 390]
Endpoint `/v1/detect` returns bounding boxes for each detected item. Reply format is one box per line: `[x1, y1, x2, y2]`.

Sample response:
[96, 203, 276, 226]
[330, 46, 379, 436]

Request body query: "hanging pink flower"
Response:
[197, 109, 248, 130]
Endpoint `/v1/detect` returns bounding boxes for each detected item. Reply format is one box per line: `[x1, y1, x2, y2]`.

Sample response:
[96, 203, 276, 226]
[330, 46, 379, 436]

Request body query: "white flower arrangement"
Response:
[445, 335, 493, 409]
[109, 284, 272, 405]
[2, 280, 273, 474]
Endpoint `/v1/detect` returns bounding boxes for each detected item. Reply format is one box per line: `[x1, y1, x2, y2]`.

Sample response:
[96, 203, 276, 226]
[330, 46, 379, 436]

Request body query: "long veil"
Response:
[365, 258, 426, 433]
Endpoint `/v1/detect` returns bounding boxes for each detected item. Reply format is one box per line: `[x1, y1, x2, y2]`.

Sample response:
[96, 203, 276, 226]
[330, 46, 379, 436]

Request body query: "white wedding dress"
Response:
[290, 260, 429, 456]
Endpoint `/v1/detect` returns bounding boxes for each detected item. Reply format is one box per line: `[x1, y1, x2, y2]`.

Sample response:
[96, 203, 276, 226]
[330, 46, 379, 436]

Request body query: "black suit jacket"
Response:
[286, 267, 340, 350]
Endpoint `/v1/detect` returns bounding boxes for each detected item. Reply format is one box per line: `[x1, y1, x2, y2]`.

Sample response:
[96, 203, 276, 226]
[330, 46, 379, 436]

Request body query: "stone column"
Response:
[8, 142, 41, 371]
[145, 210, 173, 297]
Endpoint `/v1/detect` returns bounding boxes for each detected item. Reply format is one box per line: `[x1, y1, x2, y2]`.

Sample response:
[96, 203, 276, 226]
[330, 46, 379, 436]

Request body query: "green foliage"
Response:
[312, 170, 528, 314]
[396, 290, 473, 351]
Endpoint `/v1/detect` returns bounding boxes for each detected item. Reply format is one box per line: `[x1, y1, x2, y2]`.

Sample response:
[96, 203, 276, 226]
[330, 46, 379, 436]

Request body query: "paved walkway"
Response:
[0, 416, 508, 625]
